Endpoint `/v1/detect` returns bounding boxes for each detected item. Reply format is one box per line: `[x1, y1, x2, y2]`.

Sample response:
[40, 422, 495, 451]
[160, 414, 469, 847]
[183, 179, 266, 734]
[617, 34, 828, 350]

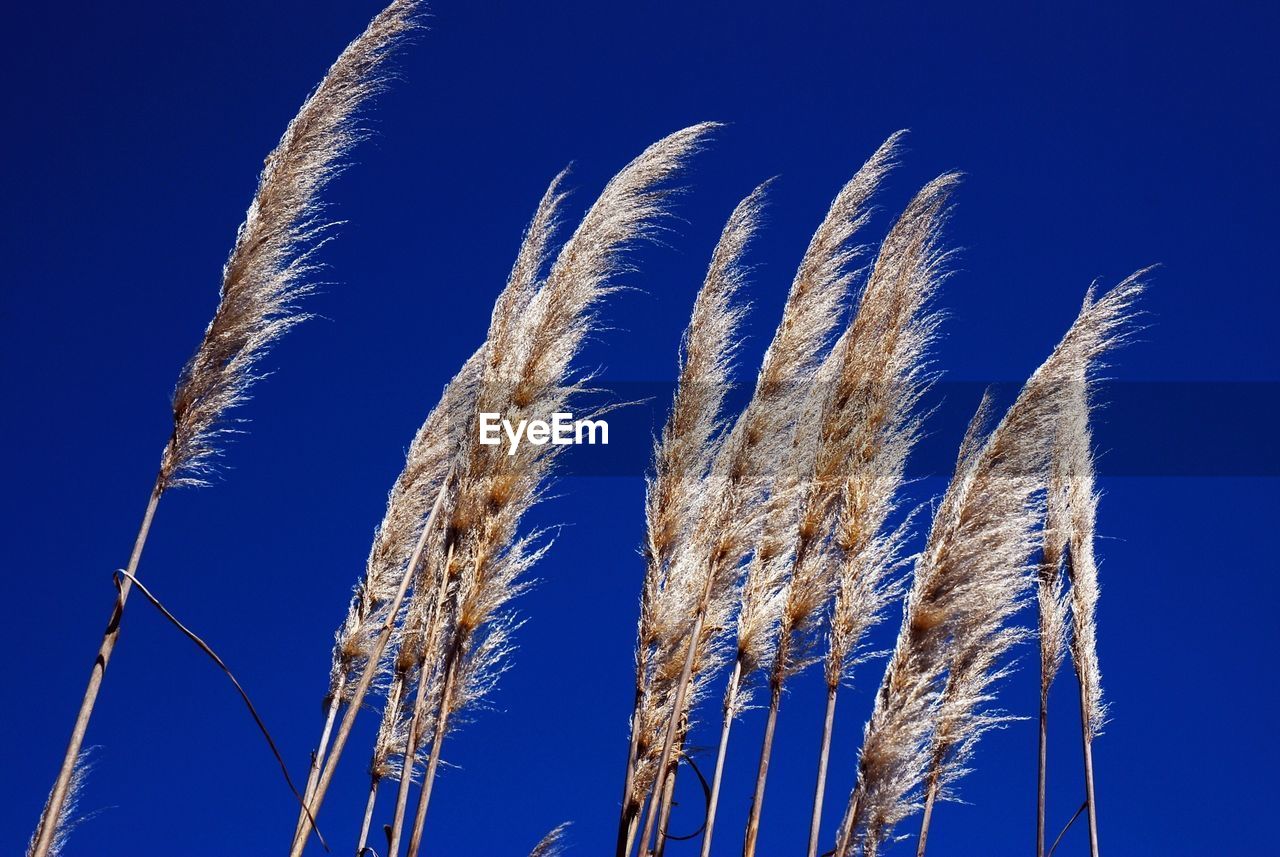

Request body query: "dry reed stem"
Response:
[1062, 364, 1106, 857]
[836, 274, 1144, 855]
[32, 5, 421, 856]
[1035, 431, 1071, 857]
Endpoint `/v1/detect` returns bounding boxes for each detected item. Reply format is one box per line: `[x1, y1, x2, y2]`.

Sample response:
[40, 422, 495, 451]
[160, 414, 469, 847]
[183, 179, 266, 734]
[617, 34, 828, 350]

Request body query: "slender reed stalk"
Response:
[620, 185, 765, 855]
[834, 274, 1143, 856]
[1034, 447, 1071, 857]
[1062, 365, 1107, 857]
[31, 5, 420, 856]
[807, 685, 839, 857]
[647, 134, 902, 857]
[744, 167, 957, 857]
[292, 695, 341, 847]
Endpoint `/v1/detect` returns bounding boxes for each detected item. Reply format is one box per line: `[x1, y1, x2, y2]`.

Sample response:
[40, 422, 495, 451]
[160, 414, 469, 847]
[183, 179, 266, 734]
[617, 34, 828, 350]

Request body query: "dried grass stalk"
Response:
[835, 274, 1144, 856]
[1063, 361, 1107, 857]
[801, 172, 958, 857]
[1035, 429, 1071, 857]
[32, 6, 420, 856]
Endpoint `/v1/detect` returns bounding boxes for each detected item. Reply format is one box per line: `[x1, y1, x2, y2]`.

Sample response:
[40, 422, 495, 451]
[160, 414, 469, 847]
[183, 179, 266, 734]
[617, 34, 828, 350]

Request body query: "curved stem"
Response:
[637, 589, 708, 857]
[31, 480, 162, 857]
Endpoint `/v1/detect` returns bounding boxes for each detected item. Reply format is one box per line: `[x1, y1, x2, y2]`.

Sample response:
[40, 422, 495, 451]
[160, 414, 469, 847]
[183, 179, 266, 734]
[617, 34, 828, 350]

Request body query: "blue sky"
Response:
[1, 2, 1276, 855]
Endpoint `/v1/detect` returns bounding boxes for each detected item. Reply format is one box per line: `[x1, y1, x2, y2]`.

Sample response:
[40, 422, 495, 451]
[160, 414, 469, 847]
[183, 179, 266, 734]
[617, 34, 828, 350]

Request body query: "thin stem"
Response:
[386, 674, 428, 857]
[834, 792, 861, 857]
[742, 682, 782, 857]
[623, 796, 645, 857]
[916, 774, 941, 857]
[1047, 800, 1088, 857]
[637, 579, 709, 857]
[404, 638, 462, 857]
[292, 695, 341, 849]
[616, 685, 645, 857]
[1078, 679, 1100, 857]
[807, 685, 839, 857]
[291, 477, 452, 857]
[1037, 695, 1048, 857]
[388, 539, 456, 856]
[355, 775, 381, 857]
[651, 763, 678, 857]
[699, 660, 742, 857]
[31, 479, 163, 857]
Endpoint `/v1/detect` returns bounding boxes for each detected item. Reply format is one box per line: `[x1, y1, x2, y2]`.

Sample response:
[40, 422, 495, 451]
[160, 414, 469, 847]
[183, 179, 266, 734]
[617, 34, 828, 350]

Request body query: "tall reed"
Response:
[1063, 362, 1107, 857]
[617, 184, 765, 857]
[1035, 436, 1071, 857]
[800, 171, 957, 857]
[30, 4, 420, 855]
[834, 275, 1144, 856]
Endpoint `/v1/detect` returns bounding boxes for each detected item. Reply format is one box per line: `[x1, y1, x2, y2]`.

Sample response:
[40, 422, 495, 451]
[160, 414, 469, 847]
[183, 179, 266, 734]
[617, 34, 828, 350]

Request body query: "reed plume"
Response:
[641, 133, 904, 857]
[799, 172, 958, 857]
[31, 5, 420, 855]
[530, 823, 572, 857]
[618, 184, 765, 856]
[1063, 360, 1107, 857]
[1034, 435, 1071, 857]
[379, 124, 719, 857]
[835, 274, 1144, 857]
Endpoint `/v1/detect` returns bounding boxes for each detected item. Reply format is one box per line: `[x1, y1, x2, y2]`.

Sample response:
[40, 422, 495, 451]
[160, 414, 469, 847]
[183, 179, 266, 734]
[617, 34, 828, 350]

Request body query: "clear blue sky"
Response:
[1, 2, 1276, 855]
